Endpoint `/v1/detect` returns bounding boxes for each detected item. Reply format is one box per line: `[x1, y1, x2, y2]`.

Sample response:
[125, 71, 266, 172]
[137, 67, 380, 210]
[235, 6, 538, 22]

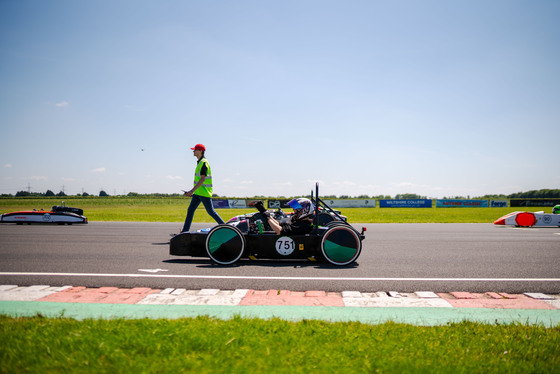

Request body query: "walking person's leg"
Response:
[182, 195, 202, 232]
[200, 196, 225, 225]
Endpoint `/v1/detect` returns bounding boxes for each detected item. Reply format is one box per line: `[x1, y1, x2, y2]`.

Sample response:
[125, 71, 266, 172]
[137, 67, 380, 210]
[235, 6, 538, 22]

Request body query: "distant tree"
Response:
[127, 192, 140, 197]
[478, 194, 507, 199]
[99, 190, 109, 197]
[56, 191, 67, 197]
[82, 192, 90, 197]
[508, 189, 560, 199]
[373, 195, 392, 200]
[15, 191, 30, 197]
[45, 190, 55, 196]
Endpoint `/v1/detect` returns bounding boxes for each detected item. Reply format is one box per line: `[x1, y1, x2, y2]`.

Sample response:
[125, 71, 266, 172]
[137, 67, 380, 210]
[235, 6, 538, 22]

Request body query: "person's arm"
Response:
[185, 175, 206, 197]
[254, 200, 283, 235]
[263, 216, 282, 235]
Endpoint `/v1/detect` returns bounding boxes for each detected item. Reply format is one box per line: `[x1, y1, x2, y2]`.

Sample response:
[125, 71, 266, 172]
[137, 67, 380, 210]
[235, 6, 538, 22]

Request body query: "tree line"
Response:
[4, 189, 559, 199]
[9, 190, 110, 197]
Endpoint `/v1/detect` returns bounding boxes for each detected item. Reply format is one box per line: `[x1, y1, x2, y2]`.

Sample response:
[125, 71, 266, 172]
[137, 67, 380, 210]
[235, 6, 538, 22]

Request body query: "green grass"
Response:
[1, 316, 558, 373]
[0, 197, 550, 223]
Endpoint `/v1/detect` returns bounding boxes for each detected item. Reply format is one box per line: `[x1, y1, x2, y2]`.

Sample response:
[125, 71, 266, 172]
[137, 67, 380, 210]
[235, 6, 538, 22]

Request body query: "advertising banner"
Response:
[212, 199, 230, 209]
[268, 199, 376, 209]
[323, 199, 375, 208]
[436, 200, 489, 208]
[379, 199, 432, 208]
[490, 200, 508, 208]
[227, 200, 247, 208]
[510, 199, 560, 207]
[267, 199, 292, 209]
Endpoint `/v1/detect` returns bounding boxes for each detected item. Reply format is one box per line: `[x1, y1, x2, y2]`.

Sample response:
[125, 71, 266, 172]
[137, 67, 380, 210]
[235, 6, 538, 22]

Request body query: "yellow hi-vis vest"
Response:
[193, 158, 213, 197]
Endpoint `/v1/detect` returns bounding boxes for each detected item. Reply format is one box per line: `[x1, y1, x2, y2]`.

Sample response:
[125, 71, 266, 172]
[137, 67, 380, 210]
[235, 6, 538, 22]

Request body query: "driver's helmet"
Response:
[287, 198, 315, 221]
[553, 205, 560, 214]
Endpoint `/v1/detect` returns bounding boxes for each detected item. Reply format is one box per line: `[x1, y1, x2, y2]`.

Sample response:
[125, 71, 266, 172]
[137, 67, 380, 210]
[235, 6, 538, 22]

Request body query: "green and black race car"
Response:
[170, 184, 365, 266]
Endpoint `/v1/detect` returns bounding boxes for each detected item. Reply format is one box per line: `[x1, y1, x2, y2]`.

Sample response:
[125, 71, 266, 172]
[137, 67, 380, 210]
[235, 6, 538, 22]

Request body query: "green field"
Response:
[0, 197, 551, 223]
[1, 316, 558, 373]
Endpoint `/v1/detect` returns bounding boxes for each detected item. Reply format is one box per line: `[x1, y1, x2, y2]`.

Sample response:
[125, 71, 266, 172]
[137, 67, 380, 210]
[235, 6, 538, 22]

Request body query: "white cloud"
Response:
[166, 175, 184, 180]
[332, 181, 357, 187]
[394, 182, 414, 187]
[90, 167, 106, 173]
[4, 164, 12, 168]
[240, 180, 253, 184]
[55, 101, 69, 107]
[30, 175, 47, 180]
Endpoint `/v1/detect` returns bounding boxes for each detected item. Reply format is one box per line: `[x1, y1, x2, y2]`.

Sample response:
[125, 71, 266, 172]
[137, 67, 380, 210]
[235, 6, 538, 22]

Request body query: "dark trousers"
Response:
[182, 194, 225, 232]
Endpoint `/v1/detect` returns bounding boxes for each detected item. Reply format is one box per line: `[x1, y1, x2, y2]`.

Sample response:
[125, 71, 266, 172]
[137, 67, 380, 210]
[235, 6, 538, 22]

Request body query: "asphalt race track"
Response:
[0, 222, 559, 293]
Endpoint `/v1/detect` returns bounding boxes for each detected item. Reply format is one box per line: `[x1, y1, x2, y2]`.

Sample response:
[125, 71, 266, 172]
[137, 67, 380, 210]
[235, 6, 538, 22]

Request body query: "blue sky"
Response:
[1, 0, 559, 198]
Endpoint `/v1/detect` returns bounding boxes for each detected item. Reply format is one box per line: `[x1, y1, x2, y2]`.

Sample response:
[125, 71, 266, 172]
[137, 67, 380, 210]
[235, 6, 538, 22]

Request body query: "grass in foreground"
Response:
[0, 197, 550, 223]
[1, 316, 559, 373]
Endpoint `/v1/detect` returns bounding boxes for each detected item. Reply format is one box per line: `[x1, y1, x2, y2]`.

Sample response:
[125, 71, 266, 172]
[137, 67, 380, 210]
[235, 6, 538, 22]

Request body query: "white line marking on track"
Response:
[138, 269, 169, 273]
[0, 272, 559, 282]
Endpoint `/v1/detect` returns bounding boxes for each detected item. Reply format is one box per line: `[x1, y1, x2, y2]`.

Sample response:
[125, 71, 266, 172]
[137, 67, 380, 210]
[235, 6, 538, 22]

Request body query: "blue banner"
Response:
[379, 199, 432, 208]
[212, 199, 230, 209]
[436, 199, 489, 208]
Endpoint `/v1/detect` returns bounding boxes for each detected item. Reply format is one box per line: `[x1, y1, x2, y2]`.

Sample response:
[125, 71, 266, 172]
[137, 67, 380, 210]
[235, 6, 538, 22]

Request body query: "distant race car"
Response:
[170, 183, 366, 266]
[494, 211, 560, 227]
[0, 202, 88, 225]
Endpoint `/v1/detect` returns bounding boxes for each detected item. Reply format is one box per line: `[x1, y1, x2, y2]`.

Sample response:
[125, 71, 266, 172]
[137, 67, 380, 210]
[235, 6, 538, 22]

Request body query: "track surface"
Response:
[0, 222, 559, 293]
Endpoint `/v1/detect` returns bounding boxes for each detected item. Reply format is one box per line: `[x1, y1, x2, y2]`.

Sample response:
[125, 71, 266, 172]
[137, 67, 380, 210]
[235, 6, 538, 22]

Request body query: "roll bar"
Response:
[311, 182, 351, 228]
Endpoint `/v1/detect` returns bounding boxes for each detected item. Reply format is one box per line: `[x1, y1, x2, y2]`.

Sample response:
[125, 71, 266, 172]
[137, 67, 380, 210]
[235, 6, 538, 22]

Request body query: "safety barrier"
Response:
[211, 199, 558, 209]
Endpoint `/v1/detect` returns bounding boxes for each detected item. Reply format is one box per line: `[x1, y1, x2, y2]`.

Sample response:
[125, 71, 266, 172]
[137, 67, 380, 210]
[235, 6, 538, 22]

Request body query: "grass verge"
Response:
[1, 316, 559, 373]
[0, 197, 550, 223]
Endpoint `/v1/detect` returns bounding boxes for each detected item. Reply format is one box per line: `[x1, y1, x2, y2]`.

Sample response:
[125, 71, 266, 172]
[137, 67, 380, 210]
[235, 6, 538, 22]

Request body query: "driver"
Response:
[254, 198, 315, 235]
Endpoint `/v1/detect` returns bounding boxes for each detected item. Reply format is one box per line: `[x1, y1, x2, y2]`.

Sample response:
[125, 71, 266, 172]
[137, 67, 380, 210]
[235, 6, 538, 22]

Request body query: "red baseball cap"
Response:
[190, 144, 206, 151]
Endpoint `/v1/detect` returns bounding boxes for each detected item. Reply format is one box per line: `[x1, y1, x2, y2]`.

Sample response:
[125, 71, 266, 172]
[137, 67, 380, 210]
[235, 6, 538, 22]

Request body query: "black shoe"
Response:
[254, 200, 267, 214]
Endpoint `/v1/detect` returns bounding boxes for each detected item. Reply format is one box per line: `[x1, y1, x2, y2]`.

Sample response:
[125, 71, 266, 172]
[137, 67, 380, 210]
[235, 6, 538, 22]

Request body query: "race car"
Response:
[494, 208, 560, 227]
[0, 202, 88, 225]
[170, 183, 366, 266]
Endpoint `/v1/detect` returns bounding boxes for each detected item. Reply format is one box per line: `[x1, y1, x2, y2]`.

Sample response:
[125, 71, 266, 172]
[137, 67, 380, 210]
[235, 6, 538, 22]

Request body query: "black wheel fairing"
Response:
[320, 225, 362, 266]
[205, 225, 246, 265]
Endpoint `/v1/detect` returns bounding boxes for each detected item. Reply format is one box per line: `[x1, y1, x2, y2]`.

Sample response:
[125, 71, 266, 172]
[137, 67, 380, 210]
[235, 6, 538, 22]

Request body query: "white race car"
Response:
[0, 202, 87, 225]
[494, 211, 560, 227]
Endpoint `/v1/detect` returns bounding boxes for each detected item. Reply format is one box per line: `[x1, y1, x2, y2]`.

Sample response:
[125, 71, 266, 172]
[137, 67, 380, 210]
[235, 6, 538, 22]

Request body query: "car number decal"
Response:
[275, 237, 295, 256]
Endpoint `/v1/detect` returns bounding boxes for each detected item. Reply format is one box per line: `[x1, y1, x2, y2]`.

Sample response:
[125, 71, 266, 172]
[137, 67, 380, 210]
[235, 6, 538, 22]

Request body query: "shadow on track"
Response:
[162, 258, 359, 269]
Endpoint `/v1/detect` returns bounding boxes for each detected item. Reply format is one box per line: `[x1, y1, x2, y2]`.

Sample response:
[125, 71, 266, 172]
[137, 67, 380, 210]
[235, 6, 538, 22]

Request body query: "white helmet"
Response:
[288, 198, 315, 221]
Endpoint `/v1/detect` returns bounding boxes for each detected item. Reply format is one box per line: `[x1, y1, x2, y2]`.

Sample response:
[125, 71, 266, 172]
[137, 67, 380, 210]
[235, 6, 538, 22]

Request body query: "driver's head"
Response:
[287, 198, 315, 221]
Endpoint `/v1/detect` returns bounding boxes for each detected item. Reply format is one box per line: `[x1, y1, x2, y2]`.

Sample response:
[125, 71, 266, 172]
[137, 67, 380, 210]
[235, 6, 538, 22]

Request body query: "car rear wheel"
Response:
[320, 225, 362, 266]
[205, 225, 246, 265]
